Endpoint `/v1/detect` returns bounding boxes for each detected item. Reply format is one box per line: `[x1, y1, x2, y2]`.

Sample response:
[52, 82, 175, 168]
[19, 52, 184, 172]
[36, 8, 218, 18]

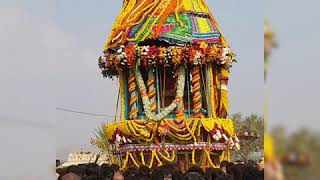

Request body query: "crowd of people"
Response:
[56, 160, 264, 180]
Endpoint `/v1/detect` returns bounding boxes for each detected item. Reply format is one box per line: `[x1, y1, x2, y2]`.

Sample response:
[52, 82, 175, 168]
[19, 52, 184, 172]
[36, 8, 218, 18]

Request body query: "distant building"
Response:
[61, 151, 111, 167]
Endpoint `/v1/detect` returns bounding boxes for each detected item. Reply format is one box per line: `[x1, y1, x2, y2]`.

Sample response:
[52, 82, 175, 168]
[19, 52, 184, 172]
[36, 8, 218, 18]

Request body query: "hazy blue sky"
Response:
[265, 0, 320, 132]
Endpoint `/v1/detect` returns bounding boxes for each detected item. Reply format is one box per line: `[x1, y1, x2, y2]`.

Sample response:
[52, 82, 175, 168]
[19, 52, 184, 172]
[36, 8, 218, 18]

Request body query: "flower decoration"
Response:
[99, 44, 235, 77]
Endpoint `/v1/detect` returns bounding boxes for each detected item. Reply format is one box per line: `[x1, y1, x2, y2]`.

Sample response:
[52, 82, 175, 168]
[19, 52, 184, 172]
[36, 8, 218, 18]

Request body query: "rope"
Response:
[114, 87, 120, 122]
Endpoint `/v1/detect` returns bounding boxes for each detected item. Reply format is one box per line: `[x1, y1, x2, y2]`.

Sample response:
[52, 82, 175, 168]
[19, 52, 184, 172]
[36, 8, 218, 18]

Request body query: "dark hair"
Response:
[215, 175, 231, 180]
[110, 164, 120, 173]
[220, 161, 229, 168]
[182, 172, 205, 180]
[66, 165, 82, 176]
[211, 168, 225, 179]
[139, 166, 151, 178]
[230, 164, 244, 180]
[172, 170, 183, 180]
[100, 166, 114, 179]
[242, 165, 263, 180]
[226, 162, 234, 175]
[82, 174, 100, 180]
[186, 166, 204, 175]
[151, 167, 165, 180]
[56, 159, 61, 167]
[86, 165, 100, 176]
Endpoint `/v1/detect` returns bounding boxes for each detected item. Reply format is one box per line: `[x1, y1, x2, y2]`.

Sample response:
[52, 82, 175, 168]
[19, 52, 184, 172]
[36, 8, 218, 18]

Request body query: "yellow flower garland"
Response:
[129, 152, 140, 168]
[148, 150, 163, 168]
[164, 119, 187, 132]
[120, 151, 130, 170]
[127, 121, 155, 142]
[192, 149, 196, 165]
[157, 150, 176, 162]
[205, 150, 219, 168]
[185, 120, 197, 142]
[140, 152, 146, 165]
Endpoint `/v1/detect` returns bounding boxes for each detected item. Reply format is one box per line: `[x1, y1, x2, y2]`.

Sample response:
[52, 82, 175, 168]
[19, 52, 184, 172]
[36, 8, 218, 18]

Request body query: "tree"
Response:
[231, 113, 264, 162]
[270, 127, 320, 180]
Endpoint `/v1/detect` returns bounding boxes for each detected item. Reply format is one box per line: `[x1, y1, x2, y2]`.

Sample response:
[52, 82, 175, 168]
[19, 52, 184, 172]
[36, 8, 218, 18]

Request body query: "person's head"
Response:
[258, 159, 264, 171]
[139, 166, 151, 178]
[172, 170, 183, 180]
[220, 161, 229, 174]
[56, 167, 67, 176]
[112, 171, 124, 180]
[247, 160, 257, 167]
[61, 172, 82, 180]
[124, 167, 139, 179]
[182, 172, 205, 180]
[100, 166, 114, 179]
[86, 164, 99, 176]
[150, 167, 164, 180]
[56, 159, 61, 167]
[110, 164, 120, 173]
[230, 164, 245, 180]
[226, 162, 234, 175]
[186, 166, 204, 175]
[82, 174, 99, 180]
[101, 163, 110, 169]
[66, 165, 82, 177]
[211, 168, 225, 179]
[214, 175, 231, 180]
[242, 165, 263, 180]
[204, 167, 214, 180]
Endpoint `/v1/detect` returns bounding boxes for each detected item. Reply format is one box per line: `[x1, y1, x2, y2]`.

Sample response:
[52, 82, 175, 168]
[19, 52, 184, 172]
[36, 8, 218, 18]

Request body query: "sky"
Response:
[265, 0, 320, 132]
[0, 0, 263, 178]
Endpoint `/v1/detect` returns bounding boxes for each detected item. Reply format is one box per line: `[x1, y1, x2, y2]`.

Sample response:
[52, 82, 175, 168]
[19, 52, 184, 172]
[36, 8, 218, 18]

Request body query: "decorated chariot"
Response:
[94, 0, 240, 171]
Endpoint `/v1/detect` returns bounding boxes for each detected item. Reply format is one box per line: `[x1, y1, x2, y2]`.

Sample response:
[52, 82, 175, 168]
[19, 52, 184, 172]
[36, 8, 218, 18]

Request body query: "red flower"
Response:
[125, 45, 136, 68]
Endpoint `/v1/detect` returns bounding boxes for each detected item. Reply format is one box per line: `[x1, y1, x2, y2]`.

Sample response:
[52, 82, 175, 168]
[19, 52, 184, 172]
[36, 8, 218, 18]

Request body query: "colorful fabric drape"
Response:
[104, 0, 227, 50]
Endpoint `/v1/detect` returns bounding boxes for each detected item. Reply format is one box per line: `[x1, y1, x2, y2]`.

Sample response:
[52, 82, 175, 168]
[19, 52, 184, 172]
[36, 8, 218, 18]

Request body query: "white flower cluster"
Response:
[212, 130, 240, 150]
[220, 47, 235, 65]
[135, 66, 186, 121]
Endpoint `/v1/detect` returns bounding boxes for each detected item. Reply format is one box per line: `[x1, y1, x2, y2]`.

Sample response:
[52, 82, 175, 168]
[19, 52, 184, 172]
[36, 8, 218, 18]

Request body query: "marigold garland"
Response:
[157, 150, 176, 162]
[205, 150, 220, 168]
[99, 45, 235, 78]
[120, 151, 130, 170]
[135, 66, 185, 121]
[164, 119, 187, 132]
[129, 152, 140, 168]
[148, 150, 163, 168]
[140, 152, 146, 165]
[192, 149, 196, 165]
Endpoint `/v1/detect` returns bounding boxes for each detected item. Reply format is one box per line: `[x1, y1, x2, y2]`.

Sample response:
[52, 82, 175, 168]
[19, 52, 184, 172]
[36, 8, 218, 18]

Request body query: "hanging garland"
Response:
[135, 65, 186, 122]
[99, 45, 235, 78]
[157, 150, 176, 162]
[192, 149, 196, 165]
[129, 152, 140, 168]
[205, 150, 220, 168]
[140, 151, 146, 166]
[147, 69, 157, 112]
[148, 150, 163, 168]
[129, 70, 138, 119]
[120, 151, 130, 170]
[191, 66, 203, 118]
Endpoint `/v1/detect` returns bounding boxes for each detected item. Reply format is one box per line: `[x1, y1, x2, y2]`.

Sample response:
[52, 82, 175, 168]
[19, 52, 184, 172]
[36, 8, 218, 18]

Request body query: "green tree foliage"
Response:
[231, 113, 264, 162]
[271, 127, 320, 179]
